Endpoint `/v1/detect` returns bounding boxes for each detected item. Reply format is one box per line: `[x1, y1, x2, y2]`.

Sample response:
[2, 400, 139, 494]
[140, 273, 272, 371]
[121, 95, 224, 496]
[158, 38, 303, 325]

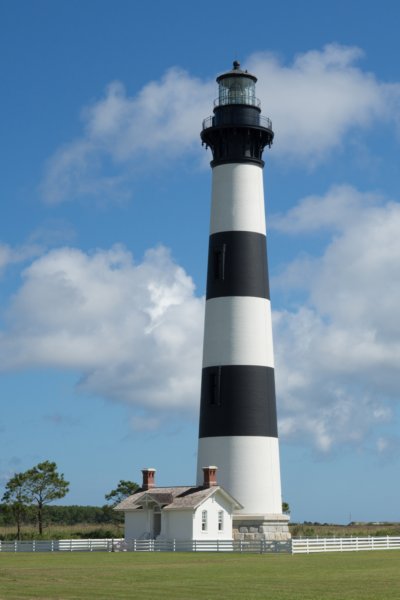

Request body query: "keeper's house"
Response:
[114, 467, 242, 541]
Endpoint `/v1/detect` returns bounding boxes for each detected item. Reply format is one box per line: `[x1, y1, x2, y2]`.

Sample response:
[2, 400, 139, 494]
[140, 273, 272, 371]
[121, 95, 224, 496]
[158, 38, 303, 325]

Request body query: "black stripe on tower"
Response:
[199, 366, 278, 438]
[206, 231, 270, 300]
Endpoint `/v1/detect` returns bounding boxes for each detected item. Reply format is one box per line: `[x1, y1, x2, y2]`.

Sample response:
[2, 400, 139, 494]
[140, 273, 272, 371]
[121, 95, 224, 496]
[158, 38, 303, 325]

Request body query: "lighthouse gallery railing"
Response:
[202, 114, 273, 131]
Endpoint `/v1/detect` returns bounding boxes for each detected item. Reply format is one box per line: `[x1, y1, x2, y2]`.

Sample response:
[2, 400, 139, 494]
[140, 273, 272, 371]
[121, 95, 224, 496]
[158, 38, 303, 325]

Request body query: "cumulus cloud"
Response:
[2, 183, 400, 453]
[272, 186, 400, 452]
[0, 245, 204, 422]
[2, 186, 400, 453]
[0, 242, 42, 275]
[249, 44, 400, 162]
[41, 70, 213, 204]
[41, 45, 400, 203]
[270, 184, 382, 234]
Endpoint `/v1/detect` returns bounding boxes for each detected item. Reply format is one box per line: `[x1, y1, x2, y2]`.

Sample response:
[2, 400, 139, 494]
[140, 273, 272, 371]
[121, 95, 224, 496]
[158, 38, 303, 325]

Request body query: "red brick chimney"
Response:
[202, 466, 218, 488]
[141, 468, 156, 490]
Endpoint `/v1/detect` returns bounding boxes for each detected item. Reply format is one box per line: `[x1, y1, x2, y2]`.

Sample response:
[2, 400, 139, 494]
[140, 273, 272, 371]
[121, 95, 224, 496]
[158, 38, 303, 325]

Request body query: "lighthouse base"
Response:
[233, 514, 291, 542]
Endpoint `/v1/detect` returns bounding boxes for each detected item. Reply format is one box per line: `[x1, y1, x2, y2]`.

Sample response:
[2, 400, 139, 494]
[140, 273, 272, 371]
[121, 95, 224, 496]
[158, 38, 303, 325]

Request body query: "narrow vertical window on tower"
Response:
[213, 244, 226, 280]
[209, 367, 221, 406]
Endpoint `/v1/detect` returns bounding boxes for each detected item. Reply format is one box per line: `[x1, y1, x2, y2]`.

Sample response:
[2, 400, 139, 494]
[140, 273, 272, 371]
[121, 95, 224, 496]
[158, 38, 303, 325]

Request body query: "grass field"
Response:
[0, 551, 399, 600]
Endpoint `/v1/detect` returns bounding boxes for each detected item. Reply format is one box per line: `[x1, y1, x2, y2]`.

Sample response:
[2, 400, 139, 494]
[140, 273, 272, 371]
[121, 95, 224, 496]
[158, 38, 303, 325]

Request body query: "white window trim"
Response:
[218, 510, 224, 532]
[201, 510, 208, 532]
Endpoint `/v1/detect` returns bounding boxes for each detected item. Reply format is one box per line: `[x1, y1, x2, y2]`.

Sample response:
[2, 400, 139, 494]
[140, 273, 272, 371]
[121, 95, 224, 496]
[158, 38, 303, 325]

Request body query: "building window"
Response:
[201, 510, 208, 532]
[218, 510, 224, 532]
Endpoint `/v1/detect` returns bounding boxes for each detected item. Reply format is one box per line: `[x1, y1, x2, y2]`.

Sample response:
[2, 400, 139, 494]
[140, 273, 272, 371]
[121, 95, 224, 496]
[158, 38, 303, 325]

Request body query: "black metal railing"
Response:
[202, 114, 272, 131]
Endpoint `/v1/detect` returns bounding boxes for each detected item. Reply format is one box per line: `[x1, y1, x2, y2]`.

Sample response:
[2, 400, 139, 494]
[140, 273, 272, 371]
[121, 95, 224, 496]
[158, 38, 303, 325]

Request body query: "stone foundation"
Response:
[233, 513, 291, 541]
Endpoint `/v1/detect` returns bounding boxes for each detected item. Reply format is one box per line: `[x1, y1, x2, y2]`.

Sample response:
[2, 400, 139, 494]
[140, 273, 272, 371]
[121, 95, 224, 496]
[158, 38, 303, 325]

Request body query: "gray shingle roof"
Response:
[114, 485, 242, 511]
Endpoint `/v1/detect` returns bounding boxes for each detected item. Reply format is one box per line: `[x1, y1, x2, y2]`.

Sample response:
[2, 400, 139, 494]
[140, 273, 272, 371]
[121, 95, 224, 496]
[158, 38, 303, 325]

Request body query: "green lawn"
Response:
[0, 551, 399, 600]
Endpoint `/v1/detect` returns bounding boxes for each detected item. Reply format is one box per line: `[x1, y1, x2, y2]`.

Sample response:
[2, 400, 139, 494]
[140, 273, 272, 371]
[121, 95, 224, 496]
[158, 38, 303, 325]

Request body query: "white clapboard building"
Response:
[115, 467, 241, 541]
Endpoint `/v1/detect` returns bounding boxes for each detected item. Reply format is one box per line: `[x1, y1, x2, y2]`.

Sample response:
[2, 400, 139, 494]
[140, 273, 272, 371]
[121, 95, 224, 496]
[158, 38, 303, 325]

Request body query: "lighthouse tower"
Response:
[197, 62, 289, 540]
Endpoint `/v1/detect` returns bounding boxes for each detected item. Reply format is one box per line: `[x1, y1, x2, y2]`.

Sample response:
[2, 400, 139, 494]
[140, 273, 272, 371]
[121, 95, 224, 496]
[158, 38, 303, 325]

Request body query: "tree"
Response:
[2, 472, 30, 540]
[24, 461, 69, 535]
[105, 480, 139, 506]
[282, 501, 290, 515]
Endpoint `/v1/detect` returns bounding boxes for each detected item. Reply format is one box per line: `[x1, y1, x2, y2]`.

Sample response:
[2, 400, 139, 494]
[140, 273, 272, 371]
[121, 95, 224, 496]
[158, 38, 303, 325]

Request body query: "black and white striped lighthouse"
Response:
[197, 62, 289, 538]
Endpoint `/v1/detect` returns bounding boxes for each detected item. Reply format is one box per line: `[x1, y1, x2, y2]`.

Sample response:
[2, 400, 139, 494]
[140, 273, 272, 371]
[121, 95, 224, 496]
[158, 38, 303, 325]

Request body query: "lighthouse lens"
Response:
[218, 77, 256, 106]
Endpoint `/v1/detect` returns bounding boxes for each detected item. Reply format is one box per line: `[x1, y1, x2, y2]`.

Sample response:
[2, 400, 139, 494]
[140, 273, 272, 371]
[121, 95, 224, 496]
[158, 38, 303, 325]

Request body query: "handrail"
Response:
[202, 114, 272, 131]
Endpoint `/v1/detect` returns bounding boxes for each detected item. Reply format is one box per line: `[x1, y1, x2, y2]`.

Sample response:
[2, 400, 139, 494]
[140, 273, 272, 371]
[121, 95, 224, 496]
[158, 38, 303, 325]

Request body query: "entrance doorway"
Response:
[153, 509, 161, 538]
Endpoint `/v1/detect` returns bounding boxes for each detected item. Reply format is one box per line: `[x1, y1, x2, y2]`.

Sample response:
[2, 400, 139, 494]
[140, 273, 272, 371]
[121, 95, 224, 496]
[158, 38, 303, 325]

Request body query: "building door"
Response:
[153, 509, 161, 538]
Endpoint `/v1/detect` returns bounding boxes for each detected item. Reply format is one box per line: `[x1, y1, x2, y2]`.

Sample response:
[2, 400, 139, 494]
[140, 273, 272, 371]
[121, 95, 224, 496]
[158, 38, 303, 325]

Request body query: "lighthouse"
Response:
[197, 62, 289, 540]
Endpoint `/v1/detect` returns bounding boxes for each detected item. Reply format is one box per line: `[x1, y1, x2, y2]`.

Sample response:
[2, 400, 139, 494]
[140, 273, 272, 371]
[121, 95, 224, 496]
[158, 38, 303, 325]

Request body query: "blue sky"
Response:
[1, 0, 400, 524]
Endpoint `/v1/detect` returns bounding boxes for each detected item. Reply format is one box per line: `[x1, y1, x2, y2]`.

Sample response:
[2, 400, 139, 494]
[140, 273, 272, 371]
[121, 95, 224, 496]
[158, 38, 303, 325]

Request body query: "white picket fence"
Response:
[0, 538, 289, 553]
[1, 536, 400, 554]
[292, 536, 400, 554]
[115, 539, 291, 553]
[0, 538, 122, 552]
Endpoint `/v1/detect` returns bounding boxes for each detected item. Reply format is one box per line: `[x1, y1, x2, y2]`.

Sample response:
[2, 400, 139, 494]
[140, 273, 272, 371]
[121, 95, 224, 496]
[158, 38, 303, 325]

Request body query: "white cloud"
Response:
[270, 184, 382, 234]
[41, 46, 400, 204]
[0, 242, 42, 275]
[41, 71, 213, 204]
[2, 184, 400, 454]
[249, 44, 400, 162]
[272, 186, 400, 452]
[0, 244, 204, 416]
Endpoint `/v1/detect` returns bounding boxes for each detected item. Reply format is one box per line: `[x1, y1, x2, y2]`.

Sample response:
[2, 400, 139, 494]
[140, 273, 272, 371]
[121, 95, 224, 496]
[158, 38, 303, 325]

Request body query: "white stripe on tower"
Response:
[197, 437, 282, 515]
[197, 61, 284, 518]
[202, 296, 274, 368]
[210, 163, 266, 235]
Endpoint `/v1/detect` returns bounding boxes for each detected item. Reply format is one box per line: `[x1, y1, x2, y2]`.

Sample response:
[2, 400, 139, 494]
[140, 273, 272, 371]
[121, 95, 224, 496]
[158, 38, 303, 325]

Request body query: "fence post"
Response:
[173, 539, 176, 552]
[33, 540, 35, 553]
